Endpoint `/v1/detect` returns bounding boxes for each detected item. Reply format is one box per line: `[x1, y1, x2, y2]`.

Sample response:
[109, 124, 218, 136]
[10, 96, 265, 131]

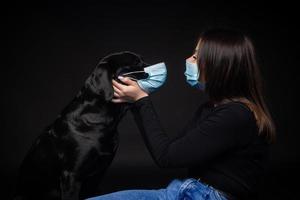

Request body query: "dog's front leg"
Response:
[60, 170, 81, 200]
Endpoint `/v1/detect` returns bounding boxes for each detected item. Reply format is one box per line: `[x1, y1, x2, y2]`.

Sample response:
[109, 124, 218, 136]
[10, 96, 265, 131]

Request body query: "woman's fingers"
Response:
[112, 79, 126, 91]
[113, 85, 122, 95]
[113, 91, 120, 98]
[111, 76, 146, 103]
[118, 76, 137, 86]
[112, 80, 127, 103]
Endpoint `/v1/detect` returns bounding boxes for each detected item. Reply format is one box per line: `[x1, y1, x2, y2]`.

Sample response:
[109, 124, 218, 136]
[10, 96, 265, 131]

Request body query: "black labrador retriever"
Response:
[14, 51, 152, 200]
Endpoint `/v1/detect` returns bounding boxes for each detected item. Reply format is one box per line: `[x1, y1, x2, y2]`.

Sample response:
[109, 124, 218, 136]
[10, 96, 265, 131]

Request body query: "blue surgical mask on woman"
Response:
[184, 60, 205, 90]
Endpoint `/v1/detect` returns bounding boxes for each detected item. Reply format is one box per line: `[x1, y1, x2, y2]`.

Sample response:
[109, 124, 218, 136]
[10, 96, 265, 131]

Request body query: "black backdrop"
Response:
[2, 1, 298, 199]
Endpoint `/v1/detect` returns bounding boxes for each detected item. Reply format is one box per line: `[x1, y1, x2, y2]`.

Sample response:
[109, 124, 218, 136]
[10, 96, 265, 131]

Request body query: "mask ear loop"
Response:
[121, 70, 145, 76]
[119, 71, 146, 81]
[124, 77, 138, 81]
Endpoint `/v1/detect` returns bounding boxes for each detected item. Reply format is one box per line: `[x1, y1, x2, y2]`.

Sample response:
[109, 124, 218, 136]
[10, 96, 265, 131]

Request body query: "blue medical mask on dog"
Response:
[122, 62, 167, 93]
[184, 60, 205, 90]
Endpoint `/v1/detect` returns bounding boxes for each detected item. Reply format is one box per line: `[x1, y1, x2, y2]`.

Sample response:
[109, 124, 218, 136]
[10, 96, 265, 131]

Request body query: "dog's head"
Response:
[84, 51, 150, 101]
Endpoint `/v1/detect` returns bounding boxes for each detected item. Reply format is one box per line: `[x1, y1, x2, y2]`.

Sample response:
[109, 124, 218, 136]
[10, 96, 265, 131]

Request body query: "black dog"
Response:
[14, 51, 150, 200]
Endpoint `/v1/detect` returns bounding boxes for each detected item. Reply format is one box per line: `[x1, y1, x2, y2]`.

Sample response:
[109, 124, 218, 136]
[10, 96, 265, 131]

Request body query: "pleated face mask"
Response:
[184, 60, 205, 91]
[121, 62, 167, 93]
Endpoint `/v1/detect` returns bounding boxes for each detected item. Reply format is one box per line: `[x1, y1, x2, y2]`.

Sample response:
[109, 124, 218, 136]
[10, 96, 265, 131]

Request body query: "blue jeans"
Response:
[86, 178, 228, 200]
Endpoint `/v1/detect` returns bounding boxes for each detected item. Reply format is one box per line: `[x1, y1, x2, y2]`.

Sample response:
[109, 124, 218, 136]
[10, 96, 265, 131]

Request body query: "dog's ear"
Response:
[85, 61, 113, 101]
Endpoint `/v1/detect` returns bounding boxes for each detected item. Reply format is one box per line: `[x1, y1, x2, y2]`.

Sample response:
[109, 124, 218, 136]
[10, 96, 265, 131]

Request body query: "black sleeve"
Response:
[130, 96, 253, 168]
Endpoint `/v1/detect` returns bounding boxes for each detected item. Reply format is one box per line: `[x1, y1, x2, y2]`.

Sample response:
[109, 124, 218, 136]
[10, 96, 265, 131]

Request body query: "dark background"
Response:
[2, 1, 298, 199]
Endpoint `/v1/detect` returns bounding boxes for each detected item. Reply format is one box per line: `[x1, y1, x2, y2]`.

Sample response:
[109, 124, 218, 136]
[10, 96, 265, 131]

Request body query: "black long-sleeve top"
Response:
[130, 96, 270, 199]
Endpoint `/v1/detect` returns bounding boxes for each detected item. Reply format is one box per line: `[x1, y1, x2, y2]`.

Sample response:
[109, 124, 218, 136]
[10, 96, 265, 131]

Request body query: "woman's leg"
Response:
[86, 178, 228, 200]
[85, 188, 167, 200]
[85, 179, 185, 200]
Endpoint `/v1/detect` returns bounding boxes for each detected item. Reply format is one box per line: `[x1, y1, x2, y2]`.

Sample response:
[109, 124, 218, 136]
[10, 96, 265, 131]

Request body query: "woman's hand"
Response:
[111, 76, 149, 103]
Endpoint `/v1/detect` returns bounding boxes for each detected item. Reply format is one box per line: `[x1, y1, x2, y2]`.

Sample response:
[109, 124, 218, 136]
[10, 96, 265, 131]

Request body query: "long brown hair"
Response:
[196, 28, 276, 143]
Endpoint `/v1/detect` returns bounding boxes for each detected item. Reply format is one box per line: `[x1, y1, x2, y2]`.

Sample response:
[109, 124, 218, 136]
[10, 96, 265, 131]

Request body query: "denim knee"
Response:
[165, 179, 184, 199]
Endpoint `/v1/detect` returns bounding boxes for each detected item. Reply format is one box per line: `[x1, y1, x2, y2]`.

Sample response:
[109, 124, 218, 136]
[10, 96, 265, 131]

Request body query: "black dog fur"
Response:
[14, 51, 150, 200]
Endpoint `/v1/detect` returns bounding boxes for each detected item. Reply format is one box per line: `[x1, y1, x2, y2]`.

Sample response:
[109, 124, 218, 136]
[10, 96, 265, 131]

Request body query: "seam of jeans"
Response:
[176, 179, 194, 200]
[214, 189, 229, 200]
[194, 179, 217, 199]
[176, 178, 208, 200]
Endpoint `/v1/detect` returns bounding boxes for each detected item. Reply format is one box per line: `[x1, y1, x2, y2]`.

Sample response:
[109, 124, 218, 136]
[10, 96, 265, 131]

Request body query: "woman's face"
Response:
[186, 41, 205, 83]
[186, 41, 199, 63]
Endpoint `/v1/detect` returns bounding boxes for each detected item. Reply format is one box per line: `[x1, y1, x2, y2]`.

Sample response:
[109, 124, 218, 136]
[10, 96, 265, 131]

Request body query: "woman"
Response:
[87, 28, 275, 200]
